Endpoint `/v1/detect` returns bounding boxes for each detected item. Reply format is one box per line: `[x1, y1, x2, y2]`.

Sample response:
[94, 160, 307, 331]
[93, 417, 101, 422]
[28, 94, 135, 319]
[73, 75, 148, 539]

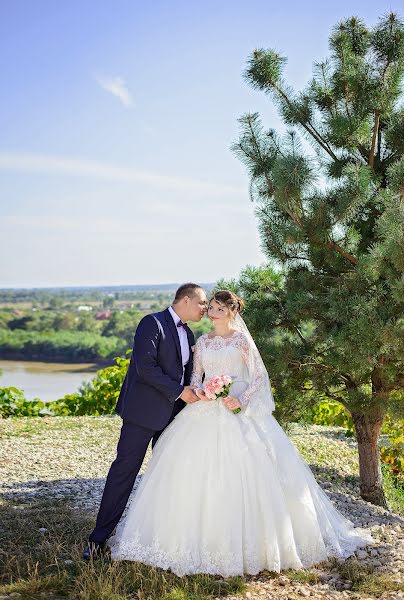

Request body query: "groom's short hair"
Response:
[173, 283, 202, 303]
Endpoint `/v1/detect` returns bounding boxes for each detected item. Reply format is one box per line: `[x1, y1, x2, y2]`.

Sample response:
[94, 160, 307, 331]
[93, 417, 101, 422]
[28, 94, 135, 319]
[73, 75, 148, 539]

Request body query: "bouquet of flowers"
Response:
[203, 375, 241, 414]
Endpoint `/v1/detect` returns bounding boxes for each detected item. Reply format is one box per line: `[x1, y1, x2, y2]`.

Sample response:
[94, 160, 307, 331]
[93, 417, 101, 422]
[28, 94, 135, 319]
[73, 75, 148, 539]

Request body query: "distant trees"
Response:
[0, 330, 122, 361]
[102, 309, 143, 345]
[48, 297, 64, 310]
[0, 287, 213, 362]
[102, 296, 115, 309]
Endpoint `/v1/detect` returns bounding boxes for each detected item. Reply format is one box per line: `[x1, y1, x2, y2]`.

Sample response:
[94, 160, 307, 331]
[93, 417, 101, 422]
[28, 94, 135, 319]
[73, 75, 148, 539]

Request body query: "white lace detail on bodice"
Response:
[190, 332, 266, 408]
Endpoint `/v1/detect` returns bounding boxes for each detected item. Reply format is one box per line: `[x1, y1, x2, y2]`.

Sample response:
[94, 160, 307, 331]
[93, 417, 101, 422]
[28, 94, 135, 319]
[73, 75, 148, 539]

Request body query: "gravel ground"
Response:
[1, 416, 403, 600]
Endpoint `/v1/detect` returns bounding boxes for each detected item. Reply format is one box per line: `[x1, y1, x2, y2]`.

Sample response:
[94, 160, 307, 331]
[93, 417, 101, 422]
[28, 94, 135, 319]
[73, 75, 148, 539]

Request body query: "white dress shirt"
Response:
[168, 306, 190, 386]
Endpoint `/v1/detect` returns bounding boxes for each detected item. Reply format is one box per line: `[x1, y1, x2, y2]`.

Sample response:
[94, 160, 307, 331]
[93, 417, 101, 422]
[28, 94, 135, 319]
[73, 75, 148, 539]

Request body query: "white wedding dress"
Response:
[108, 331, 373, 576]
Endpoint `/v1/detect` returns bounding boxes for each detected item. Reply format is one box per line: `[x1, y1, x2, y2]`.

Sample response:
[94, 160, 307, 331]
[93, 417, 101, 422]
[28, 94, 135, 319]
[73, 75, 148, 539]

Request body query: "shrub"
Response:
[47, 355, 130, 416]
[0, 387, 46, 417]
[311, 399, 354, 436]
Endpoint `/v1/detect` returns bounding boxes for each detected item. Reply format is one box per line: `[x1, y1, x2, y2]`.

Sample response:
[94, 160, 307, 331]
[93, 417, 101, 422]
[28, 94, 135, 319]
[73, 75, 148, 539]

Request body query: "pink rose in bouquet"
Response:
[203, 375, 241, 414]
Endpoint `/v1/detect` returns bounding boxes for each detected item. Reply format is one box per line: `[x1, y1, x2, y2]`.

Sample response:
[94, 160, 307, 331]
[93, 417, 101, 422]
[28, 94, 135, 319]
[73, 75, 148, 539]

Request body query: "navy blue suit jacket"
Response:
[115, 308, 195, 430]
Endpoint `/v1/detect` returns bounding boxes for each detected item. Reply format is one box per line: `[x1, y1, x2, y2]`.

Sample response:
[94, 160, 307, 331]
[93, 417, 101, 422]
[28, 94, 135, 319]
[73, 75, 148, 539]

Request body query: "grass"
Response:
[0, 415, 119, 438]
[1, 418, 403, 599]
[282, 569, 320, 584]
[0, 498, 245, 600]
[329, 557, 404, 597]
[281, 561, 404, 597]
[381, 463, 404, 515]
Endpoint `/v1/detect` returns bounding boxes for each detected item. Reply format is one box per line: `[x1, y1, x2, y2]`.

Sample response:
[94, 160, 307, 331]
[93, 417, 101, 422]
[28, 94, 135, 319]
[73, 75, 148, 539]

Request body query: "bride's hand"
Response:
[223, 396, 241, 411]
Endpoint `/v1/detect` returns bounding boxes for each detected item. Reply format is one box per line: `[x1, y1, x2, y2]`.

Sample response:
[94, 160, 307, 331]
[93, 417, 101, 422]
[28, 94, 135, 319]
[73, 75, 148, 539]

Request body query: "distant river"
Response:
[0, 360, 100, 402]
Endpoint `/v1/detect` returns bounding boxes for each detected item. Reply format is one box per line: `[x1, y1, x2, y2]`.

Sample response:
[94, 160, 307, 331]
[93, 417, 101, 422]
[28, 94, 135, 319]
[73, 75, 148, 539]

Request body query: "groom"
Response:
[83, 283, 208, 559]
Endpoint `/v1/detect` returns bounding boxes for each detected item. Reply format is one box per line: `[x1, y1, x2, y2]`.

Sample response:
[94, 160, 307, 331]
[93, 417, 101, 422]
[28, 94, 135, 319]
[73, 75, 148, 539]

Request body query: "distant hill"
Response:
[0, 283, 215, 293]
[0, 284, 216, 306]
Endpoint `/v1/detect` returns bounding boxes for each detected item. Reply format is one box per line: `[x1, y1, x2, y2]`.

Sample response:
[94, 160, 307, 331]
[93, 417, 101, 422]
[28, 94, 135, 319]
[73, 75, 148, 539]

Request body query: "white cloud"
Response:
[94, 73, 133, 107]
[0, 152, 243, 197]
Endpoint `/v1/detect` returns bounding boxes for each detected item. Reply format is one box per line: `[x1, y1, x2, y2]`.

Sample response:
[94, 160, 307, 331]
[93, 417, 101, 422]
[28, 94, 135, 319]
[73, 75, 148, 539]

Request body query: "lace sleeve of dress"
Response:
[190, 335, 205, 388]
[236, 332, 266, 407]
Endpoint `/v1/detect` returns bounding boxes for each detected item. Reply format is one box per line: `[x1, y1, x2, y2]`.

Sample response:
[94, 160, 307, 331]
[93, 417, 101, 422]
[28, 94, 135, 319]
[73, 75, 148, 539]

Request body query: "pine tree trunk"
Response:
[351, 407, 388, 508]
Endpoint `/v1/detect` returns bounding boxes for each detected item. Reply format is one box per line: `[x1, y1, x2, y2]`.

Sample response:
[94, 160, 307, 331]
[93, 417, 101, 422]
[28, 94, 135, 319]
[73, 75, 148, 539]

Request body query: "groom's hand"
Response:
[180, 386, 198, 403]
[195, 389, 212, 401]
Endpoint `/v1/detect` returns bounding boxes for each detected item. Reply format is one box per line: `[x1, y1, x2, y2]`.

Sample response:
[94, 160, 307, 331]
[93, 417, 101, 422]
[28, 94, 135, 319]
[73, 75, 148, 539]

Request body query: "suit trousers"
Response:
[89, 420, 168, 545]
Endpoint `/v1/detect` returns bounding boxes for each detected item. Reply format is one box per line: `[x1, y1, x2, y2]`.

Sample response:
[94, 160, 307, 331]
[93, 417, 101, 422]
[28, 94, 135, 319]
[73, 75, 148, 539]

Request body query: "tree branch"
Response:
[277, 320, 307, 343]
[245, 119, 275, 197]
[369, 111, 380, 170]
[326, 240, 358, 265]
[272, 83, 340, 162]
[324, 386, 347, 403]
[376, 121, 382, 163]
[357, 144, 370, 163]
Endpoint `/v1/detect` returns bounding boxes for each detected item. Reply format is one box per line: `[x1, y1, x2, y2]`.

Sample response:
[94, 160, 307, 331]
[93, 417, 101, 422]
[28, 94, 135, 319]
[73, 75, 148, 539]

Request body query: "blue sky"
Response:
[0, 0, 398, 287]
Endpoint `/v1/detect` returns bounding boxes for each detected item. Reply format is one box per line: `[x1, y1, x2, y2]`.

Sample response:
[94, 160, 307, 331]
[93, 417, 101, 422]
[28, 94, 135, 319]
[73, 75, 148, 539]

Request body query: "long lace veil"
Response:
[233, 313, 276, 415]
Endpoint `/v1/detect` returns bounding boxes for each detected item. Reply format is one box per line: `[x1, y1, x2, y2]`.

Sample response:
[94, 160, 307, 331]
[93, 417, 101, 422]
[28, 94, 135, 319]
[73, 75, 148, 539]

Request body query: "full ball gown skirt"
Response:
[108, 333, 373, 576]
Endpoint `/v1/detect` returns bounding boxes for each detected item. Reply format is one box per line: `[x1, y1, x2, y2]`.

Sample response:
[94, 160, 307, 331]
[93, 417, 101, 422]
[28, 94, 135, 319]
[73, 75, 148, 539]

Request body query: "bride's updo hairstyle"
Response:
[209, 290, 245, 316]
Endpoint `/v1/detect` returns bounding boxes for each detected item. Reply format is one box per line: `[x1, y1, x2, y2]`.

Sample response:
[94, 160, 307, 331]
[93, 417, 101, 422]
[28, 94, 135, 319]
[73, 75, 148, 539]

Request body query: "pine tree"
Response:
[233, 13, 404, 507]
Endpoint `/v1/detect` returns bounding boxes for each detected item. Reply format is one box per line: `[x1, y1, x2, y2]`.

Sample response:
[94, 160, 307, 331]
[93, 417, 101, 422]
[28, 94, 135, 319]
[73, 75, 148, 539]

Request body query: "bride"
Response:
[108, 290, 373, 576]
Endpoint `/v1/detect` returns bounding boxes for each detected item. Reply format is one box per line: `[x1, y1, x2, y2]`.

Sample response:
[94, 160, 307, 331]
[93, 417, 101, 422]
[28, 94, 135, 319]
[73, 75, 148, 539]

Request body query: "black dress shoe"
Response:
[82, 541, 104, 561]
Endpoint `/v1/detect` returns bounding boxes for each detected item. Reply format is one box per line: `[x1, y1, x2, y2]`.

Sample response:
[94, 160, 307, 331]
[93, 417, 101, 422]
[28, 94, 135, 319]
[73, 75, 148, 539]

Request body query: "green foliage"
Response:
[6, 309, 96, 333]
[0, 355, 130, 418]
[309, 399, 404, 489]
[380, 414, 404, 484]
[233, 15, 404, 503]
[102, 295, 115, 308]
[311, 399, 354, 435]
[48, 355, 130, 416]
[0, 329, 123, 361]
[381, 462, 404, 515]
[101, 309, 143, 345]
[233, 12, 404, 419]
[0, 387, 46, 417]
[0, 286, 216, 361]
[188, 317, 212, 339]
